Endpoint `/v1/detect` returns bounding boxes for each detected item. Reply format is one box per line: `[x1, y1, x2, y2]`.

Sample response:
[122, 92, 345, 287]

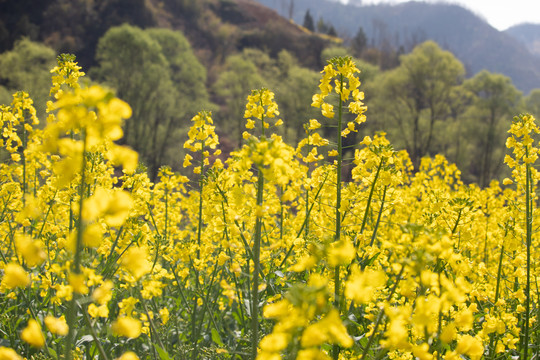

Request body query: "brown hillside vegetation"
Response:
[0, 0, 335, 72]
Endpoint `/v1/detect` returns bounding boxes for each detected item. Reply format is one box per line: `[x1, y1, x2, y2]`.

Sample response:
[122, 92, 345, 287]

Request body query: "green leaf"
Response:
[155, 344, 173, 360]
[211, 328, 224, 346]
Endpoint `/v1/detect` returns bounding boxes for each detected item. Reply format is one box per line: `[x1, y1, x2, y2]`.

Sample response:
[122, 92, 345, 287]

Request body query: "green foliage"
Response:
[372, 41, 465, 168]
[92, 24, 211, 179]
[303, 9, 315, 32]
[321, 46, 350, 63]
[214, 51, 266, 147]
[524, 89, 540, 118]
[351, 26, 367, 57]
[0, 38, 56, 118]
[462, 70, 521, 186]
[214, 48, 321, 147]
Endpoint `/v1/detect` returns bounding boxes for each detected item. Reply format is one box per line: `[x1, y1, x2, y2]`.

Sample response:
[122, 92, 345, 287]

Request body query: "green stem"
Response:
[191, 140, 206, 360]
[65, 129, 87, 360]
[451, 208, 463, 235]
[333, 73, 344, 360]
[251, 167, 264, 360]
[360, 158, 384, 236]
[279, 173, 329, 268]
[82, 306, 110, 360]
[138, 292, 166, 351]
[524, 150, 532, 360]
[369, 185, 387, 247]
[489, 241, 505, 360]
[360, 265, 405, 360]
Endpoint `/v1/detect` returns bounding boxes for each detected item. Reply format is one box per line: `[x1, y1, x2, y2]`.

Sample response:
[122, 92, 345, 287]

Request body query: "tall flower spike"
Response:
[183, 111, 221, 174]
[312, 56, 367, 137]
[243, 88, 283, 140]
[49, 53, 86, 99]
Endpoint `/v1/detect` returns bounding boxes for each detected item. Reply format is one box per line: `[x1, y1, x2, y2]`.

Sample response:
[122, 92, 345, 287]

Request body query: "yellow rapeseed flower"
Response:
[0, 346, 23, 360]
[14, 234, 46, 267]
[116, 351, 140, 360]
[92, 280, 113, 305]
[112, 317, 142, 338]
[20, 319, 45, 348]
[121, 246, 152, 280]
[1, 263, 30, 289]
[44, 315, 69, 336]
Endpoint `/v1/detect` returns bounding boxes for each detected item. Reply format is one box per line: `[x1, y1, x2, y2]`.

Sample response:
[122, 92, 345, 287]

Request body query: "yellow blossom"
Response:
[259, 332, 289, 352]
[1, 263, 30, 289]
[92, 280, 113, 305]
[121, 246, 152, 280]
[0, 346, 22, 360]
[112, 317, 142, 338]
[345, 266, 387, 304]
[117, 351, 140, 360]
[14, 234, 46, 267]
[21, 319, 45, 348]
[44, 315, 69, 336]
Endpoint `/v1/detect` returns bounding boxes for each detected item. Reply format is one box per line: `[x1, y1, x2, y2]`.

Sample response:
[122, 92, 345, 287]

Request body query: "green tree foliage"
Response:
[524, 89, 540, 118]
[0, 38, 56, 117]
[303, 9, 315, 32]
[214, 48, 320, 147]
[317, 17, 329, 34]
[321, 46, 349, 63]
[463, 70, 521, 187]
[373, 41, 465, 168]
[351, 26, 367, 57]
[436, 84, 475, 181]
[214, 51, 265, 148]
[92, 24, 210, 179]
[273, 51, 320, 141]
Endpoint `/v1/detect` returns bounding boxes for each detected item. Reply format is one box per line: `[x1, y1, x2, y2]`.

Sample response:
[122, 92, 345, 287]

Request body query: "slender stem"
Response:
[82, 307, 110, 360]
[251, 166, 264, 360]
[279, 173, 329, 268]
[369, 185, 387, 247]
[489, 241, 505, 360]
[65, 128, 87, 360]
[251, 92, 267, 359]
[191, 141, 206, 360]
[360, 158, 384, 236]
[523, 151, 532, 360]
[333, 73, 344, 360]
[361, 265, 405, 360]
[138, 292, 166, 351]
[451, 208, 463, 235]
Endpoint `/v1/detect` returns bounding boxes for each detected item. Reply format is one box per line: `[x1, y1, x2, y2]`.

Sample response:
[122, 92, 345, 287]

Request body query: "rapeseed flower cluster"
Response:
[0, 54, 538, 360]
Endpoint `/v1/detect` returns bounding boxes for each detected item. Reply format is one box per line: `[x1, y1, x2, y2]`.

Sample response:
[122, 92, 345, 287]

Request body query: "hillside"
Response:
[0, 0, 333, 72]
[505, 23, 540, 58]
[256, 0, 540, 94]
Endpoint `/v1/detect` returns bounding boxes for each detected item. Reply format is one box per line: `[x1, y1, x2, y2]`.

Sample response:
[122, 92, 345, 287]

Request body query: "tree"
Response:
[303, 9, 314, 32]
[351, 26, 367, 57]
[463, 70, 521, 186]
[317, 17, 328, 34]
[92, 24, 210, 178]
[327, 25, 337, 37]
[213, 53, 265, 147]
[274, 55, 320, 142]
[288, 0, 294, 20]
[0, 38, 56, 118]
[373, 41, 465, 168]
[524, 89, 540, 118]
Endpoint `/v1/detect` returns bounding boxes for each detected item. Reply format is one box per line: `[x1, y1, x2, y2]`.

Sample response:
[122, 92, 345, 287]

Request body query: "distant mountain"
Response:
[256, 0, 540, 94]
[505, 23, 540, 58]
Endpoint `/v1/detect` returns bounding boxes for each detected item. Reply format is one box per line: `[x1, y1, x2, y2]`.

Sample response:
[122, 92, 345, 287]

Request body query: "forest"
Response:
[1, 0, 539, 184]
[1, 0, 540, 360]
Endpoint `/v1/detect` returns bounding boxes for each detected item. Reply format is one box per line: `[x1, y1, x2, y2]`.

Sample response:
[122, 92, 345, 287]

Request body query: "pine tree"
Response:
[303, 9, 314, 31]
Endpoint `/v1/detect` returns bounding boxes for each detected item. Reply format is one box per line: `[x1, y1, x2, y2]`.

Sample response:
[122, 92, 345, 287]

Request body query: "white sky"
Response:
[342, 0, 540, 31]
